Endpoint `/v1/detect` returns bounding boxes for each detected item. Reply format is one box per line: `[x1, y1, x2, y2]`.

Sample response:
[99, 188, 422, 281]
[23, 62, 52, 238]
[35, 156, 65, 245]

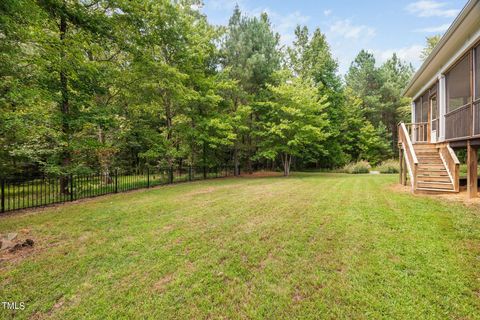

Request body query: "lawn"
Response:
[1, 173, 480, 319]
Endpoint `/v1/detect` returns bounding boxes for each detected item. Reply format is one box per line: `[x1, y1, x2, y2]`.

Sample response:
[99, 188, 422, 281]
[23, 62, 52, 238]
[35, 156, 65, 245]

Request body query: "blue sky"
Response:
[200, 0, 467, 74]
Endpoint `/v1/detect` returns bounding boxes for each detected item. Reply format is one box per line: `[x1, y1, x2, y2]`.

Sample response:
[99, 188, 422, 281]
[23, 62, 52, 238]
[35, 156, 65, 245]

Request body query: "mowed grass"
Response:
[1, 173, 480, 319]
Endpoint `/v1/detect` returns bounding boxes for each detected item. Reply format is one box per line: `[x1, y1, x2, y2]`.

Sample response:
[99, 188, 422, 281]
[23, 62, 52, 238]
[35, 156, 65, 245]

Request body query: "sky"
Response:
[200, 0, 467, 74]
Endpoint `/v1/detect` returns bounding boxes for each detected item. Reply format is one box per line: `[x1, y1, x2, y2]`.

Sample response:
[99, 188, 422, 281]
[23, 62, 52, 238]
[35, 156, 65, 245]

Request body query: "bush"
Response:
[342, 160, 371, 174]
[376, 159, 399, 174]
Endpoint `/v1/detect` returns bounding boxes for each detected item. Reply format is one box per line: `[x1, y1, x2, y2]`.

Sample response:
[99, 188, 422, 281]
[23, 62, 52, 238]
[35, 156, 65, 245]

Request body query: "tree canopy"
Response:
[0, 1, 415, 177]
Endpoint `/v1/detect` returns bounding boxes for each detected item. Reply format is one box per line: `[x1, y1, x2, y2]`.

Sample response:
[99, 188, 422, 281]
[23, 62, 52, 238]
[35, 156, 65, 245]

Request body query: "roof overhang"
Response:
[403, 0, 480, 98]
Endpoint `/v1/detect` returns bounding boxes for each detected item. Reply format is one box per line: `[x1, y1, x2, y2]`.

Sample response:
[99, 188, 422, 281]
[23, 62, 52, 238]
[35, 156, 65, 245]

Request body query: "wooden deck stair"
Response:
[414, 144, 456, 193]
[398, 122, 460, 194]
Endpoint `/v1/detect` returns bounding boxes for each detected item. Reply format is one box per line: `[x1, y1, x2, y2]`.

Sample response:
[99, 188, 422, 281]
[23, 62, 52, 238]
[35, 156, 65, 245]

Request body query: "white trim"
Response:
[411, 27, 480, 102]
[405, 0, 480, 97]
[439, 75, 446, 142]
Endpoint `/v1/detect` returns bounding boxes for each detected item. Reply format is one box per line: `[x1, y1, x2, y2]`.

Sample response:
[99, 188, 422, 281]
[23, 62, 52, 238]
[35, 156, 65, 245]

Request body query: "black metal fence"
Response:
[0, 166, 236, 214]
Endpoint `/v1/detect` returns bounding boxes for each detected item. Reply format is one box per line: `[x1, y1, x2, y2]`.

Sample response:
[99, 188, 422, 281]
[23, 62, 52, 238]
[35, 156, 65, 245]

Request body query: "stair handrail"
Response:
[439, 144, 460, 192]
[399, 123, 418, 164]
[398, 122, 418, 190]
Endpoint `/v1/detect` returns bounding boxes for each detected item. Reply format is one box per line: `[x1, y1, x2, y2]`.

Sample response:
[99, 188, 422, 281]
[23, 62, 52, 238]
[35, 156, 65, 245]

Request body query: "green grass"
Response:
[459, 163, 480, 178]
[1, 173, 480, 319]
[2, 170, 226, 212]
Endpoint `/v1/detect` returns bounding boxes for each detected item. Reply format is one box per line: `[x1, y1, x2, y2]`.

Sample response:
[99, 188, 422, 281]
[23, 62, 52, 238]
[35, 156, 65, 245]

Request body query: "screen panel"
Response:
[475, 45, 479, 100]
[446, 53, 471, 112]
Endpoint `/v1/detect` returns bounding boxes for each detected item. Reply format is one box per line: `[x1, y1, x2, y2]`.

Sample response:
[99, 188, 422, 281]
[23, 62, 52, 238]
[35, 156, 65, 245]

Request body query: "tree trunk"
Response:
[281, 153, 292, 176]
[233, 143, 240, 176]
[97, 127, 113, 184]
[163, 92, 174, 167]
[59, 11, 70, 195]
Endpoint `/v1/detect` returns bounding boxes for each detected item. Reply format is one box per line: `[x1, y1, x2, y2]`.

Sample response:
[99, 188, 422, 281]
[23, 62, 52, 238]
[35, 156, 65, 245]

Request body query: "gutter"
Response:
[402, 0, 478, 97]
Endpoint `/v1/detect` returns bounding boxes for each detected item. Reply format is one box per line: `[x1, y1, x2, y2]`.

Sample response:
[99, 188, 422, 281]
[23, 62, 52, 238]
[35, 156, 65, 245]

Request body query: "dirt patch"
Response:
[183, 186, 218, 196]
[389, 183, 412, 194]
[153, 274, 174, 292]
[0, 231, 35, 265]
[390, 183, 480, 207]
[239, 171, 283, 178]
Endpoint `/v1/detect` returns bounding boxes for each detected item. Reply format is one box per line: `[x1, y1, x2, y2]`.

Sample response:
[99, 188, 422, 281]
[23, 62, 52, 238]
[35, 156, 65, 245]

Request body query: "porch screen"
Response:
[476, 45, 480, 100]
[414, 98, 422, 123]
[421, 91, 429, 122]
[446, 54, 471, 112]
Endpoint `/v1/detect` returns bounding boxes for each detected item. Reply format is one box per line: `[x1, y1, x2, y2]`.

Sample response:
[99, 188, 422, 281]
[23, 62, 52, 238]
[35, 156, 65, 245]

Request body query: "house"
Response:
[399, 0, 480, 197]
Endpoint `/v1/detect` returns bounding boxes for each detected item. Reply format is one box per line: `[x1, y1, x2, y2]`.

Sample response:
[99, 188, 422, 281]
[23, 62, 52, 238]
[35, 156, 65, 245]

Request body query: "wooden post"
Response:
[402, 152, 408, 186]
[467, 141, 478, 198]
[399, 148, 403, 184]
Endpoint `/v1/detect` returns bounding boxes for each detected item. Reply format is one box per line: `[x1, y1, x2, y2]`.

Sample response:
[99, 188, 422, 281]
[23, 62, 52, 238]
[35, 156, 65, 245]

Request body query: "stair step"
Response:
[417, 182, 454, 190]
[417, 154, 438, 157]
[417, 167, 447, 171]
[418, 164, 445, 169]
[417, 157, 443, 163]
[416, 187, 457, 193]
[414, 145, 437, 149]
[418, 159, 443, 164]
[417, 176, 451, 182]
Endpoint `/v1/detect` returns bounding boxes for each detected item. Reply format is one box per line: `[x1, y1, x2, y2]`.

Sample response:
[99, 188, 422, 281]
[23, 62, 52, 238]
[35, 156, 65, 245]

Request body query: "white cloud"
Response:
[329, 19, 376, 40]
[269, 10, 311, 45]
[373, 44, 424, 68]
[406, 0, 459, 18]
[207, 0, 243, 10]
[231, 6, 310, 45]
[415, 23, 450, 33]
[323, 9, 332, 16]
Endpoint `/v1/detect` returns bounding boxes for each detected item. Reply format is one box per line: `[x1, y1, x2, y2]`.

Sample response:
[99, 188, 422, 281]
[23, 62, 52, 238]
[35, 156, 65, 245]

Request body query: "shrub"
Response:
[376, 159, 399, 174]
[342, 160, 371, 174]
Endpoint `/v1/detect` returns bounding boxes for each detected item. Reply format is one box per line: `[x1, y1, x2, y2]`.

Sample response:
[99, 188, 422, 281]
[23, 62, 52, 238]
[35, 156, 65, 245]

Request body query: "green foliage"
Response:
[342, 160, 371, 174]
[376, 159, 400, 174]
[0, 2, 413, 177]
[345, 51, 414, 164]
[421, 35, 441, 61]
[255, 72, 329, 175]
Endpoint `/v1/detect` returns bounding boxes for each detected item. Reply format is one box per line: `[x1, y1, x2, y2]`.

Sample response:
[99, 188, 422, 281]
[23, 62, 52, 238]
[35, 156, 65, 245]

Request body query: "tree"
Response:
[255, 72, 329, 176]
[345, 51, 413, 162]
[221, 6, 281, 173]
[420, 35, 441, 61]
[288, 26, 347, 168]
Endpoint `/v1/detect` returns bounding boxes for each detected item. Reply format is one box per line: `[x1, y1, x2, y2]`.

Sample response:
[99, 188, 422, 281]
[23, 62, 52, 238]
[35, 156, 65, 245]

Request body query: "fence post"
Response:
[203, 166, 207, 179]
[1, 179, 5, 213]
[189, 166, 192, 181]
[169, 166, 174, 184]
[70, 174, 74, 201]
[147, 167, 150, 188]
[115, 169, 118, 193]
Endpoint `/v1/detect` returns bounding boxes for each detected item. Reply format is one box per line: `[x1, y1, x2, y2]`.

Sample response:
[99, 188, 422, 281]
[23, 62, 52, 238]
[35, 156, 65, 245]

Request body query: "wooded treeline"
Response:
[1, 0, 414, 177]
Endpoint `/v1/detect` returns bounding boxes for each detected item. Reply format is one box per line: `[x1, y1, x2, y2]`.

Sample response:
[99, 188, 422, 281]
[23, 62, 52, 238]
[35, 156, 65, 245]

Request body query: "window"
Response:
[475, 45, 480, 100]
[446, 53, 471, 112]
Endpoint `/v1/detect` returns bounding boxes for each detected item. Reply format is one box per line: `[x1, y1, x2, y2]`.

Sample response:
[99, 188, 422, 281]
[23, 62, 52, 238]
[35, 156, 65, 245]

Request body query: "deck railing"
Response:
[398, 122, 418, 190]
[474, 101, 480, 136]
[445, 104, 471, 140]
[438, 144, 460, 192]
[404, 122, 428, 143]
